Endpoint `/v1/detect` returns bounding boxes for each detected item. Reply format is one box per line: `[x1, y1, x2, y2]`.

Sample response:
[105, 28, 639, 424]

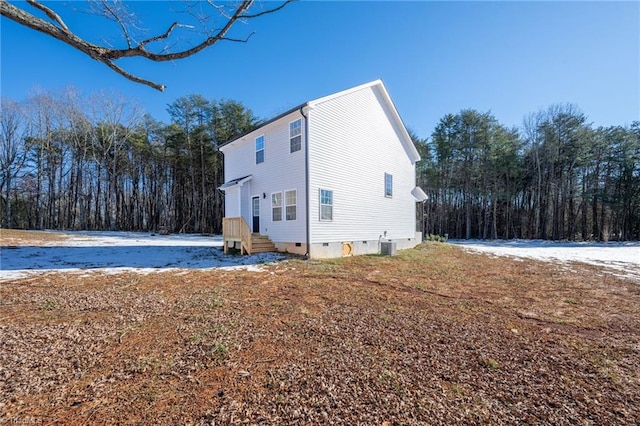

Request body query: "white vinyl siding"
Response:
[224, 186, 241, 217]
[240, 183, 251, 224]
[290, 119, 302, 153]
[320, 189, 333, 221]
[285, 190, 297, 221]
[308, 84, 416, 243]
[272, 192, 282, 221]
[220, 110, 306, 244]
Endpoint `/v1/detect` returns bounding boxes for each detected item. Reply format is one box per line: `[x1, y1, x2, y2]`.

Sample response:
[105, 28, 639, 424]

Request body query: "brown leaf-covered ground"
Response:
[1, 231, 639, 425]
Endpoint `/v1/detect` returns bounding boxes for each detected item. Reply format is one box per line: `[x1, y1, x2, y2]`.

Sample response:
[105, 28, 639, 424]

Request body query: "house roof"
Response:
[219, 80, 420, 163]
[218, 104, 305, 150]
[219, 174, 252, 190]
[307, 80, 420, 163]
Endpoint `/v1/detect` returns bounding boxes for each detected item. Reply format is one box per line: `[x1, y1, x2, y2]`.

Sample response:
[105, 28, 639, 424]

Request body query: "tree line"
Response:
[1, 89, 257, 234]
[2, 89, 639, 241]
[415, 106, 640, 241]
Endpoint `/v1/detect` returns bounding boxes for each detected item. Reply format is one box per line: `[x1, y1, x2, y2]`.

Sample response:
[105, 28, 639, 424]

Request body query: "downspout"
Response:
[300, 104, 311, 258]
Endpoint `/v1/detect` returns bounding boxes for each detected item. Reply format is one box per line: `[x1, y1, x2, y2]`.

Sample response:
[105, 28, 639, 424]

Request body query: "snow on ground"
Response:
[0, 231, 286, 281]
[451, 239, 640, 281]
[3, 231, 639, 282]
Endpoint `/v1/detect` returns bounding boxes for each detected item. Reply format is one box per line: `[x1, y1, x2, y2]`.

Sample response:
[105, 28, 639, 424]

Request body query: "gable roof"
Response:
[220, 80, 420, 163]
[307, 80, 420, 163]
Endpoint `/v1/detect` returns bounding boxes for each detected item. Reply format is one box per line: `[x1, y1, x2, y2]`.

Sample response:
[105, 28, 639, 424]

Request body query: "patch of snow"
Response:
[0, 231, 285, 281]
[450, 239, 640, 281]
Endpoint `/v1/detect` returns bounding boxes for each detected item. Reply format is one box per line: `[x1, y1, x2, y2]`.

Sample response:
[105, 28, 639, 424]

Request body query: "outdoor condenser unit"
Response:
[380, 240, 397, 256]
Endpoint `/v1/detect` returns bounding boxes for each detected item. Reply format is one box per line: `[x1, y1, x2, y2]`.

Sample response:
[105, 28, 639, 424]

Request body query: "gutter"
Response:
[300, 103, 311, 258]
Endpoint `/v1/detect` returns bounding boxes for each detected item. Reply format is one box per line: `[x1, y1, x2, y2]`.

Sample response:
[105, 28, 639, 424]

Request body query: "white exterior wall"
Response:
[220, 111, 307, 245]
[307, 84, 418, 249]
[225, 186, 241, 217]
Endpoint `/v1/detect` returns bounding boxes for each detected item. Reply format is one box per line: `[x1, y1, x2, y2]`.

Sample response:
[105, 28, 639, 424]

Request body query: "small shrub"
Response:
[211, 341, 228, 360]
[209, 290, 224, 309]
[40, 299, 58, 310]
[479, 357, 500, 370]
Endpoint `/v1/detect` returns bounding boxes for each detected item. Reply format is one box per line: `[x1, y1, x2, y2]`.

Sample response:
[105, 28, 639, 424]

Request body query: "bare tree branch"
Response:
[0, 0, 294, 91]
[99, 0, 134, 48]
[239, 1, 291, 19]
[101, 56, 166, 91]
[25, 0, 69, 31]
[138, 22, 180, 49]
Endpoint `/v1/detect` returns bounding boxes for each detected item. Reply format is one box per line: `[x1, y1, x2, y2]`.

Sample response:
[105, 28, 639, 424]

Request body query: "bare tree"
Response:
[89, 90, 143, 230]
[0, 98, 27, 227]
[0, 0, 292, 91]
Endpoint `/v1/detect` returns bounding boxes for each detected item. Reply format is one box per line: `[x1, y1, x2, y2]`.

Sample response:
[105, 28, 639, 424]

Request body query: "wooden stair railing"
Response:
[223, 217, 251, 254]
[222, 217, 276, 255]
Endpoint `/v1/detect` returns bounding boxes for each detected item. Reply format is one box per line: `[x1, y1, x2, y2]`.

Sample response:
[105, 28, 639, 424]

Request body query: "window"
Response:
[320, 189, 333, 221]
[290, 119, 302, 153]
[384, 173, 393, 197]
[285, 190, 297, 221]
[271, 192, 282, 221]
[255, 135, 265, 164]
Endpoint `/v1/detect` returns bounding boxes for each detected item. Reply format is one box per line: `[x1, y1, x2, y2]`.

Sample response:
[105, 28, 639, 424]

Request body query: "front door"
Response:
[252, 196, 260, 233]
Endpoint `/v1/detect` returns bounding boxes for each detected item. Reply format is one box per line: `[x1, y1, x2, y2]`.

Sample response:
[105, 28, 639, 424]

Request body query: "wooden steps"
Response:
[250, 234, 276, 254]
[222, 217, 276, 255]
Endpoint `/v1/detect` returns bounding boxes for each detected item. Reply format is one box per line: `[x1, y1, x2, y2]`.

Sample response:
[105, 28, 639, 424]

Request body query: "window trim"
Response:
[319, 189, 333, 221]
[255, 135, 265, 164]
[289, 119, 302, 153]
[271, 192, 282, 222]
[384, 173, 393, 198]
[284, 189, 297, 221]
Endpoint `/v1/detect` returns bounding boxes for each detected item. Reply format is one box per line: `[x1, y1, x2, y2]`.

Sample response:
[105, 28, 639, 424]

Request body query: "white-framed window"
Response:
[271, 192, 282, 221]
[255, 135, 265, 164]
[384, 173, 393, 198]
[320, 189, 333, 221]
[285, 189, 297, 221]
[290, 119, 302, 153]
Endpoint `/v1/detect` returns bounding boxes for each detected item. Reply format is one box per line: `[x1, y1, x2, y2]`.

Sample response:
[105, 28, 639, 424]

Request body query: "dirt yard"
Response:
[1, 230, 639, 424]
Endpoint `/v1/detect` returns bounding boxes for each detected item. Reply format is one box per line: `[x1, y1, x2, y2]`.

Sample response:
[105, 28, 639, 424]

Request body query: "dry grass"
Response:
[1, 233, 639, 424]
[1, 228, 72, 246]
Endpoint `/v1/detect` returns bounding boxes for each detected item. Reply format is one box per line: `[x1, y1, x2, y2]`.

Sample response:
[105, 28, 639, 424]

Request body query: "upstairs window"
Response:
[285, 190, 297, 221]
[255, 135, 265, 164]
[271, 192, 282, 221]
[290, 119, 302, 153]
[384, 173, 393, 198]
[320, 189, 333, 221]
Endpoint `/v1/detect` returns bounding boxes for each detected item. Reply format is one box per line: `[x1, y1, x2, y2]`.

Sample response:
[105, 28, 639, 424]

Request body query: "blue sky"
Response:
[1, 1, 638, 139]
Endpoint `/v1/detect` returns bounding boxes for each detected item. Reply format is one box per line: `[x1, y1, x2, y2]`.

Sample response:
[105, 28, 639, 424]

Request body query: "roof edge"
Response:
[310, 80, 420, 163]
[219, 174, 253, 190]
[219, 79, 421, 164]
[307, 79, 383, 107]
[219, 103, 307, 150]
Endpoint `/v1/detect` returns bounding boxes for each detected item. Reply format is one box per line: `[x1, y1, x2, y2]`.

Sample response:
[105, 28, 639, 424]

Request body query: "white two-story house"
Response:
[219, 80, 427, 258]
